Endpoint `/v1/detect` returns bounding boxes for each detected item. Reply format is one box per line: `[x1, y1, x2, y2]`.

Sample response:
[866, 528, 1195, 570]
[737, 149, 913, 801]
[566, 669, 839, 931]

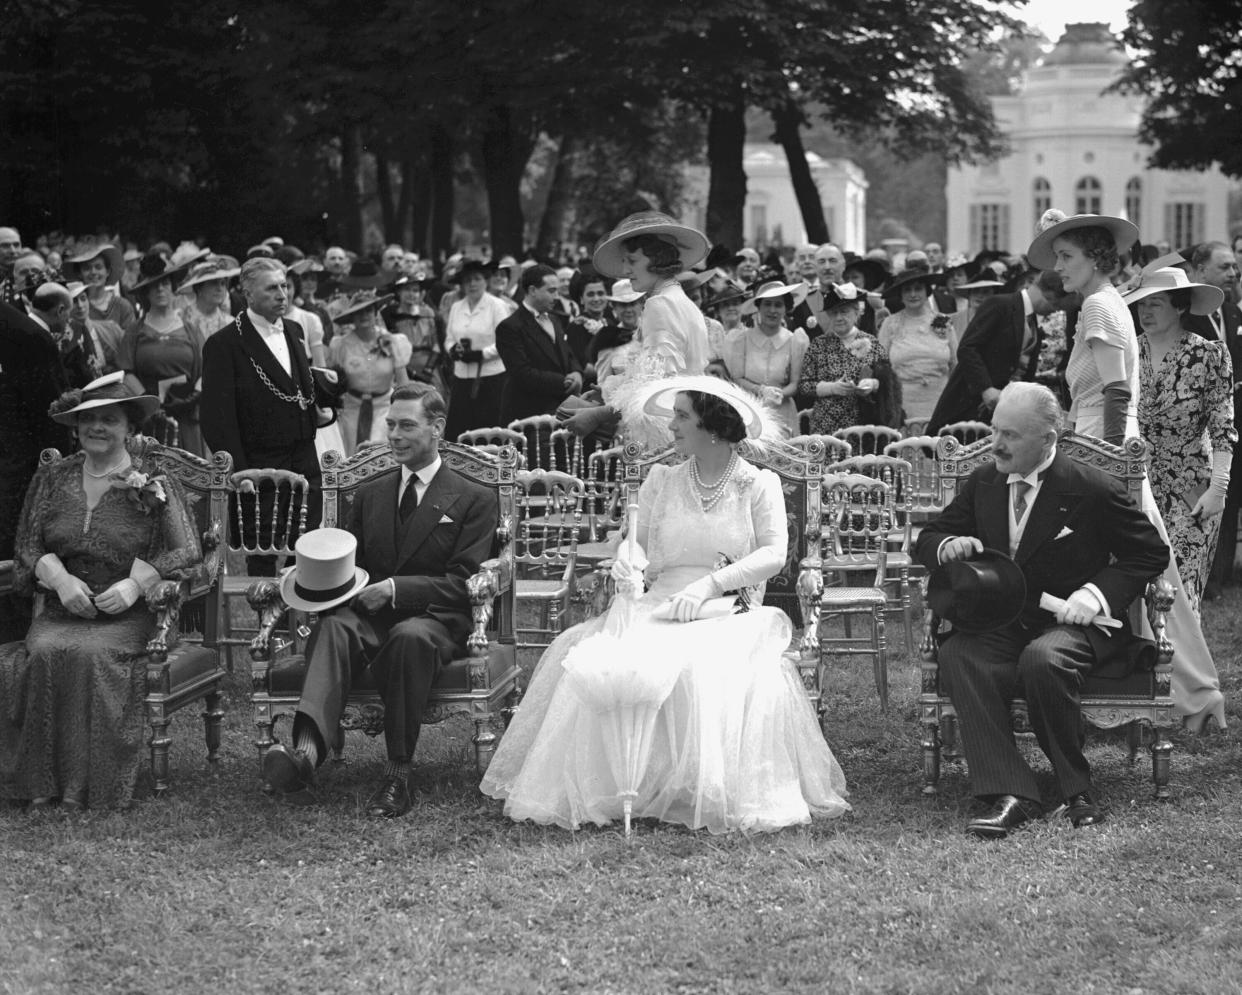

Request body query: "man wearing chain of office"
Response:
[202, 257, 340, 574]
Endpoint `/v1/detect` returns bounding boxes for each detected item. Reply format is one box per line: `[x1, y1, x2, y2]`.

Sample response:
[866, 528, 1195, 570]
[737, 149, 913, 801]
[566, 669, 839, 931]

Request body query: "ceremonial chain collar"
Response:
[238, 314, 313, 410]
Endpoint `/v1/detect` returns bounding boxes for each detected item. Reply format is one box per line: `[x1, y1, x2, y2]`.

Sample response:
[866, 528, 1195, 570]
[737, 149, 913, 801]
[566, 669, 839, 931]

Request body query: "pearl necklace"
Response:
[83, 456, 130, 479]
[689, 449, 738, 511]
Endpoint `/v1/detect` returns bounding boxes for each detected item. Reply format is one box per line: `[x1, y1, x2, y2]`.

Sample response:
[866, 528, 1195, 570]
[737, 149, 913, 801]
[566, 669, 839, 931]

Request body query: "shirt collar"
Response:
[28, 312, 51, 334]
[248, 308, 284, 336]
[1020, 288, 1034, 318]
[401, 455, 442, 490]
[1006, 447, 1056, 486]
[523, 300, 548, 321]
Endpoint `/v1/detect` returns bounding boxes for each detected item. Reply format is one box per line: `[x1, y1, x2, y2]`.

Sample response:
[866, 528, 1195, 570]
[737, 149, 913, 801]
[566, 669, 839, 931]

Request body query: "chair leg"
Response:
[473, 716, 498, 774]
[1151, 730, 1173, 800]
[873, 604, 888, 713]
[202, 689, 225, 765]
[148, 707, 172, 795]
[921, 715, 941, 794]
[254, 703, 276, 767]
[1126, 720, 1143, 765]
[941, 713, 960, 762]
[901, 570, 915, 657]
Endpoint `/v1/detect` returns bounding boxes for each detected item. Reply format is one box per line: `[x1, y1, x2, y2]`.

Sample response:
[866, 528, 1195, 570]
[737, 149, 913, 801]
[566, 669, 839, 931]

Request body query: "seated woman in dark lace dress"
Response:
[0, 373, 202, 810]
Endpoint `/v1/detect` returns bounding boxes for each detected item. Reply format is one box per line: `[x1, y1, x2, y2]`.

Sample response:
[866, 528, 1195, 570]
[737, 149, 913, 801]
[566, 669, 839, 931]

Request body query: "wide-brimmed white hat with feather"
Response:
[1026, 209, 1140, 270]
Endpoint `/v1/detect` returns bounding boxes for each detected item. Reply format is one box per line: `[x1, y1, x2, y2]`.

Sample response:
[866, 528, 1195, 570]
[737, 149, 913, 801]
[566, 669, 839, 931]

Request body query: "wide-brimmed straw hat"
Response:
[885, 268, 945, 296]
[64, 244, 124, 285]
[328, 289, 394, 323]
[1026, 209, 1140, 270]
[927, 547, 1026, 634]
[592, 211, 710, 279]
[279, 528, 370, 613]
[48, 371, 161, 426]
[288, 258, 325, 276]
[177, 258, 241, 294]
[64, 281, 87, 300]
[702, 283, 748, 311]
[1121, 266, 1224, 315]
[639, 375, 767, 440]
[740, 279, 809, 316]
[132, 253, 198, 293]
[606, 278, 644, 304]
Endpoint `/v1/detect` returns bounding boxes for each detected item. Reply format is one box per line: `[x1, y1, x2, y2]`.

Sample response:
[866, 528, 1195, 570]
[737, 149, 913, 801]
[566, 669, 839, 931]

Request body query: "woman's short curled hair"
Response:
[1058, 225, 1120, 277]
[684, 390, 747, 444]
[620, 234, 683, 278]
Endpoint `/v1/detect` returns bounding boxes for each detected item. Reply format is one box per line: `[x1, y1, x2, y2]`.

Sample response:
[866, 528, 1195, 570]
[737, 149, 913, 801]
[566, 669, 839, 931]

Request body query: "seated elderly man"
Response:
[916, 383, 1168, 839]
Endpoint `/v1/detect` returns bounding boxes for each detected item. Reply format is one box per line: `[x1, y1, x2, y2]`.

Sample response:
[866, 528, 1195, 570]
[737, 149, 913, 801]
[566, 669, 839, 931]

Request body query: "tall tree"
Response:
[1113, 0, 1242, 176]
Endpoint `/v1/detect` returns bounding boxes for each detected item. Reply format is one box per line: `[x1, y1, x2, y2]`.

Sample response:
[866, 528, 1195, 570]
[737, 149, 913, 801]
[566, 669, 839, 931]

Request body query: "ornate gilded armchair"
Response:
[247, 442, 521, 774]
[41, 438, 232, 793]
[919, 432, 1176, 798]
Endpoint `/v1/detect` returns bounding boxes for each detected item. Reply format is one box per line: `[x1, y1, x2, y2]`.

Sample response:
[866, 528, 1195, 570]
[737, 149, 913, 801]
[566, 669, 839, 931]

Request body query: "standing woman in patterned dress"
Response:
[1125, 268, 1236, 616]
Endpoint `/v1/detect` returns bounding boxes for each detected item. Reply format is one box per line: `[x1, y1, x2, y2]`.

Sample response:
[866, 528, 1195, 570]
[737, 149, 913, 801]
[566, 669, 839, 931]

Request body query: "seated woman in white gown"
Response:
[480, 376, 850, 833]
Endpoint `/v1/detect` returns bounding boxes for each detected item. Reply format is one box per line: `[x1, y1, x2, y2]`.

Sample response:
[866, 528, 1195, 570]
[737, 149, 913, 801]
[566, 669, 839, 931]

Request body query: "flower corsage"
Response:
[930, 314, 951, 338]
[110, 469, 168, 515]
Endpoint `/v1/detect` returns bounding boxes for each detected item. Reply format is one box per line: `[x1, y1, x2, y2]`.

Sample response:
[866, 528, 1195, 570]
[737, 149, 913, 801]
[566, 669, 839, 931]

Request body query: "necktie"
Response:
[1012, 480, 1032, 519]
[399, 477, 418, 523]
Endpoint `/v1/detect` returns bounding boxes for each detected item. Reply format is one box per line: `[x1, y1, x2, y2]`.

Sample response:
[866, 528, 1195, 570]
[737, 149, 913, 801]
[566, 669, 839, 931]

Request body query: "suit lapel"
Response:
[366, 472, 400, 578]
[1015, 455, 1079, 565]
[396, 465, 463, 566]
[235, 312, 299, 393]
[979, 472, 1009, 552]
[524, 309, 565, 371]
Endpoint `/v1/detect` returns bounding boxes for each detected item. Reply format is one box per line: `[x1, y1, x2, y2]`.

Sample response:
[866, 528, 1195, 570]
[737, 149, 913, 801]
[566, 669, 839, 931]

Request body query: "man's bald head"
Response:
[31, 282, 72, 334]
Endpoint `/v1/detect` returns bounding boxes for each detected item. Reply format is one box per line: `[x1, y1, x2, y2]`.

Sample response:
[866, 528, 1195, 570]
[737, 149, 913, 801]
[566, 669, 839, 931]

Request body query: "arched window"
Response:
[1075, 176, 1102, 215]
[1033, 177, 1052, 225]
[1125, 177, 1142, 226]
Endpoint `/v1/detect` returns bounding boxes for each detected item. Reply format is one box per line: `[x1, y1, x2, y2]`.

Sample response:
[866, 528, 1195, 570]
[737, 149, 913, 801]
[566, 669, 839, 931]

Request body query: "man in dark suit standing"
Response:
[1183, 243, 1242, 595]
[0, 295, 71, 640]
[263, 383, 498, 817]
[495, 263, 584, 425]
[201, 257, 336, 574]
[917, 383, 1168, 838]
[927, 270, 1073, 434]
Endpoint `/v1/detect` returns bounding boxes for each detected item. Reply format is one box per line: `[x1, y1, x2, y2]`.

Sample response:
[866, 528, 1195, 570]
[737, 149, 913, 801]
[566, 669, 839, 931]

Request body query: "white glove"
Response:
[609, 541, 649, 594]
[855, 377, 879, 395]
[759, 385, 783, 406]
[95, 578, 142, 615]
[36, 553, 96, 618]
[1055, 587, 1104, 627]
[667, 575, 720, 623]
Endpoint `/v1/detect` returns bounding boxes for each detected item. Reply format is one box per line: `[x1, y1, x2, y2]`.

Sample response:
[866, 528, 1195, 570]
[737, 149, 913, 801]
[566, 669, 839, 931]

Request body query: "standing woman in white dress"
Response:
[1027, 210, 1226, 731]
[724, 280, 810, 437]
[481, 376, 849, 833]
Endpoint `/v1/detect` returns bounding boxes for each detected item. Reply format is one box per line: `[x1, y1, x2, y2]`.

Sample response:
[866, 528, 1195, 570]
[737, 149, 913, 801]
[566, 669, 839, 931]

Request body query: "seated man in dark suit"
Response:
[927, 270, 1073, 434]
[263, 383, 498, 817]
[495, 263, 585, 425]
[916, 383, 1168, 839]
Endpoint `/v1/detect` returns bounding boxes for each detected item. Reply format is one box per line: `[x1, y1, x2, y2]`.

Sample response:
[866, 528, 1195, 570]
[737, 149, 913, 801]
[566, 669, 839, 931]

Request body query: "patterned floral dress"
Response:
[1138, 331, 1236, 614]
[0, 452, 201, 808]
[796, 329, 891, 435]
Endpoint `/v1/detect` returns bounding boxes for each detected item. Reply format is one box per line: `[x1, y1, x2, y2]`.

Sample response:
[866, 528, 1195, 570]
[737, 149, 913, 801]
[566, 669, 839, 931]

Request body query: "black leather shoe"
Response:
[1203, 582, 1222, 602]
[366, 775, 413, 818]
[262, 744, 315, 795]
[967, 795, 1042, 839]
[1061, 791, 1105, 828]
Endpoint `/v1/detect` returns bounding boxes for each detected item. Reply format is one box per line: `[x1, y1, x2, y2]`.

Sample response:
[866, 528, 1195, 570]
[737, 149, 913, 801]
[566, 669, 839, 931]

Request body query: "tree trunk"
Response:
[338, 125, 363, 250]
[428, 122, 454, 262]
[773, 100, 829, 244]
[535, 131, 577, 262]
[479, 102, 526, 257]
[706, 88, 747, 249]
[396, 157, 416, 248]
[375, 151, 397, 241]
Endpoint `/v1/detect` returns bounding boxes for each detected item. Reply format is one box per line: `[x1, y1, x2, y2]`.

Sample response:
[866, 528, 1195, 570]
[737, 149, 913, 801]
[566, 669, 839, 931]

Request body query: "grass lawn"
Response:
[2, 589, 1242, 995]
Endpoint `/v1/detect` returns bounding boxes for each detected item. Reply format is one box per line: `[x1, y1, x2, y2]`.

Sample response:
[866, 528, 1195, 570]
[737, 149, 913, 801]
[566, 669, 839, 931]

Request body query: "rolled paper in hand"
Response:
[1039, 592, 1122, 634]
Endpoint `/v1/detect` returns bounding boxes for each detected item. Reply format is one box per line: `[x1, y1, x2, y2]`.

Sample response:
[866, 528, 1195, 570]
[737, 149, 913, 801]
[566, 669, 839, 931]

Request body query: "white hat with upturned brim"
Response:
[592, 211, 709, 279]
[1121, 266, 1224, 316]
[48, 371, 161, 426]
[740, 279, 809, 316]
[1026, 210, 1140, 270]
[639, 375, 768, 440]
[279, 528, 370, 613]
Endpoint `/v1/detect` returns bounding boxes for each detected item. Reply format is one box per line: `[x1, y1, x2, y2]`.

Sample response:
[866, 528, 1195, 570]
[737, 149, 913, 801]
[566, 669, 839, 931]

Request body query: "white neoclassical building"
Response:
[946, 22, 1232, 256]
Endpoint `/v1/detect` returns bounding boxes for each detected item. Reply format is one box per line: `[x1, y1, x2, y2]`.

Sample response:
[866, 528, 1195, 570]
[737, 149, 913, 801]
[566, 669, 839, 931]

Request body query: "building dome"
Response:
[1039, 22, 1128, 68]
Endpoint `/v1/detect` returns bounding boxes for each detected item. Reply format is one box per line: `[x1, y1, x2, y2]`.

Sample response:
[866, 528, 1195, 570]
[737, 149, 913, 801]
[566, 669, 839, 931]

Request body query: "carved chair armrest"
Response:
[245, 580, 287, 675]
[581, 561, 616, 619]
[200, 519, 225, 584]
[1144, 576, 1175, 684]
[145, 579, 188, 663]
[466, 557, 510, 660]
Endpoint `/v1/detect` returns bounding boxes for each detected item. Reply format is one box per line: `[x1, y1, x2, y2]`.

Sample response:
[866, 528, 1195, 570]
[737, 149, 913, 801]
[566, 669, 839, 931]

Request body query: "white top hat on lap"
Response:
[280, 528, 370, 612]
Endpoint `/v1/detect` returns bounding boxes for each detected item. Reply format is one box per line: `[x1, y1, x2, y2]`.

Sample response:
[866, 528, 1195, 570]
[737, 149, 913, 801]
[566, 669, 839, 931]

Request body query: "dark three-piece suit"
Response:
[916, 451, 1168, 803]
[295, 463, 497, 762]
[927, 293, 1041, 434]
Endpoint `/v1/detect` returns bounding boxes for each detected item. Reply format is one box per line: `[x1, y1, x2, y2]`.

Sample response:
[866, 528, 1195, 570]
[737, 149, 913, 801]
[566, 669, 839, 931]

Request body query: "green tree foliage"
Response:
[1114, 0, 1242, 176]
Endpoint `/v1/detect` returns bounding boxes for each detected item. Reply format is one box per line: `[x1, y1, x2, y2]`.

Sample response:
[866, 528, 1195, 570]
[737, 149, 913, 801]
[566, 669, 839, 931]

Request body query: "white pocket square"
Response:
[438, 514, 454, 524]
[1055, 526, 1074, 539]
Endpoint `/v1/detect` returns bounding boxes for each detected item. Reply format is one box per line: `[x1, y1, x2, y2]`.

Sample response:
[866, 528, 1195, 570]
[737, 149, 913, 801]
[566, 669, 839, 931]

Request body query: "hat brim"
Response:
[66, 244, 124, 285]
[639, 375, 766, 439]
[51, 394, 162, 426]
[740, 282, 809, 316]
[1122, 279, 1224, 316]
[279, 565, 370, 613]
[607, 292, 644, 304]
[333, 294, 395, 321]
[133, 259, 200, 293]
[177, 268, 240, 293]
[842, 259, 891, 289]
[1027, 215, 1140, 271]
[592, 221, 710, 279]
[927, 548, 1026, 634]
[885, 270, 946, 296]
